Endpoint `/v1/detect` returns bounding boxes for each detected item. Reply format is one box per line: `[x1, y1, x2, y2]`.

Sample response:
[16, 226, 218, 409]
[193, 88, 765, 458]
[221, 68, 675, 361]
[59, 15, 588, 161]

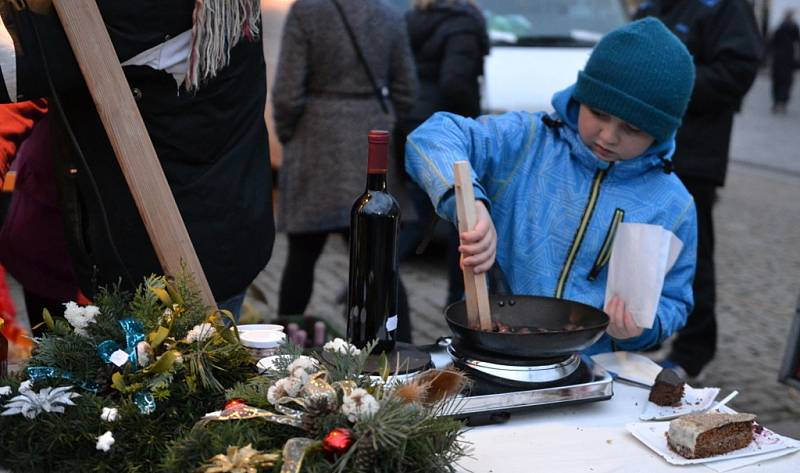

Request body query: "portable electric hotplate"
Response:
[426, 338, 613, 425]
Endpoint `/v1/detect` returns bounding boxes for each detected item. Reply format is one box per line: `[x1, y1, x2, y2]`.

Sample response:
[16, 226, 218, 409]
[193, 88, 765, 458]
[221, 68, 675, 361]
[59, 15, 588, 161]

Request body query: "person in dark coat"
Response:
[0, 0, 274, 317]
[0, 111, 84, 336]
[272, 0, 417, 340]
[635, 0, 763, 378]
[404, 0, 488, 125]
[398, 0, 488, 305]
[770, 9, 800, 113]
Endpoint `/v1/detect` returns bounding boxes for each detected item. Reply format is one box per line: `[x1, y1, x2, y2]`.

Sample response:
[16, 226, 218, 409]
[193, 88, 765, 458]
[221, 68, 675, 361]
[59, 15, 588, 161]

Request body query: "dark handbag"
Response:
[329, 0, 392, 115]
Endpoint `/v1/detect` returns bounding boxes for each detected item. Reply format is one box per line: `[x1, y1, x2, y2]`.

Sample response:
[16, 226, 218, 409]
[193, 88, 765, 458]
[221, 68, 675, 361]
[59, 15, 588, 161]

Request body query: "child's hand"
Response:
[459, 200, 496, 274]
[604, 295, 644, 340]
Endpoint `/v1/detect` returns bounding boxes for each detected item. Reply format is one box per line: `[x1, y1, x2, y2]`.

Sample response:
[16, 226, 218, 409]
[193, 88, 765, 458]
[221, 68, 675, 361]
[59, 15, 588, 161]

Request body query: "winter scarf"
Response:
[186, 0, 261, 91]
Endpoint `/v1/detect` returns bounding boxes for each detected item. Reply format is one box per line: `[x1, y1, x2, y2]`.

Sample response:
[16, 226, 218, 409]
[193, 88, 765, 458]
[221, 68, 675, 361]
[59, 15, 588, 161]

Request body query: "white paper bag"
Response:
[604, 223, 683, 329]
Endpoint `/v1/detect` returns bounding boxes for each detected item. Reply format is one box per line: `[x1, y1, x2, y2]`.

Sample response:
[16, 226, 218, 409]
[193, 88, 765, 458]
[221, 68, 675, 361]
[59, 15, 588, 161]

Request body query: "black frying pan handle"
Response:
[488, 261, 512, 296]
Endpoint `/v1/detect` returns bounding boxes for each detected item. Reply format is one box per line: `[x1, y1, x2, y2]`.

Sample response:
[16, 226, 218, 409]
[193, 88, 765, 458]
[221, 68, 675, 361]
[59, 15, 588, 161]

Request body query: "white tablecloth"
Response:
[456, 382, 800, 473]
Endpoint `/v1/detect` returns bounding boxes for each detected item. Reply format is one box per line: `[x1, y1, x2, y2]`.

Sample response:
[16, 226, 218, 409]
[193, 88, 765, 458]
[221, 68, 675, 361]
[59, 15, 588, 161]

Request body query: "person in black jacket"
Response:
[397, 0, 488, 305]
[0, 0, 274, 317]
[770, 9, 800, 114]
[635, 0, 762, 378]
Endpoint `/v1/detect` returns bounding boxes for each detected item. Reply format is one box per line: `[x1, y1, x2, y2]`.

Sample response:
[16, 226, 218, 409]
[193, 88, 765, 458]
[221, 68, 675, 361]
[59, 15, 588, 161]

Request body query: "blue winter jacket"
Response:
[405, 85, 697, 354]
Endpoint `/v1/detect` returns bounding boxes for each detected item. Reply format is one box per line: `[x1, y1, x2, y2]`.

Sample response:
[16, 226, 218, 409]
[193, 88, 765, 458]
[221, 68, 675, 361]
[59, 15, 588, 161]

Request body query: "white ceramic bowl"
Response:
[239, 330, 286, 349]
[237, 323, 285, 333]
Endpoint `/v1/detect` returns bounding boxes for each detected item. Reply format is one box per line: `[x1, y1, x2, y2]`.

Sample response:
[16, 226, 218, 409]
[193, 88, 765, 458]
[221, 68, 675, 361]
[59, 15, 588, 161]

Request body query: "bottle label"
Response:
[385, 315, 398, 332]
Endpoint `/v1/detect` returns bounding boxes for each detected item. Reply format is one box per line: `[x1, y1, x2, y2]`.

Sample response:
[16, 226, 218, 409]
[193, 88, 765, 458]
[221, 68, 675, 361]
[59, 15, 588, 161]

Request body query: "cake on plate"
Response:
[648, 368, 685, 406]
[667, 412, 757, 459]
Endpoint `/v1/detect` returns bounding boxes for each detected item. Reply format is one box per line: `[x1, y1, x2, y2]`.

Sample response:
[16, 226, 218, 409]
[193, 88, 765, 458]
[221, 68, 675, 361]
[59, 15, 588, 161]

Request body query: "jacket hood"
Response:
[406, 1, 489, 56]
[550, 85, 677, 176]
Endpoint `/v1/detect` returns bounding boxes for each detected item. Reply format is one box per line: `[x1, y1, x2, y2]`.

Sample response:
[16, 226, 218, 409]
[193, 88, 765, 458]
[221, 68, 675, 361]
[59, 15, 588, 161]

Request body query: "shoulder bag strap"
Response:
[329, 0, 391, 114]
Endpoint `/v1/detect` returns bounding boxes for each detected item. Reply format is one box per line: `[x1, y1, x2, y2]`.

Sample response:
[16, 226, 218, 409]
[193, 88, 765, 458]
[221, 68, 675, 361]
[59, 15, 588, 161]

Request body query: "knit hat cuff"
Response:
[574, 71, 681, 142]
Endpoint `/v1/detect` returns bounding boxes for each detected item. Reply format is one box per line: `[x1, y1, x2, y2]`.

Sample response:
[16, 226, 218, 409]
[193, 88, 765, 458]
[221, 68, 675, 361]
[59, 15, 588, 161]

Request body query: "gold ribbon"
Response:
[203, 406, 304, 429]
[273, 372, 355, 414]
[280, 438, 319, 473]
[200, 372, 355, 430]
[201, 444, 278, 473]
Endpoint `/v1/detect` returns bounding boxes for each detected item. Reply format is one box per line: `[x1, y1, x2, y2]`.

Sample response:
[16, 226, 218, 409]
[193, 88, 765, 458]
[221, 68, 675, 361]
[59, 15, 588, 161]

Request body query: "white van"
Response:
[385, 0, 630, 114]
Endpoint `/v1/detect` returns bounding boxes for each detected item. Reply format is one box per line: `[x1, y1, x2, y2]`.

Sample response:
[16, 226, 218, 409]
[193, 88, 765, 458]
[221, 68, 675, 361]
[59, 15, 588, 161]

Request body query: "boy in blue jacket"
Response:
[405, 18, 698, 354]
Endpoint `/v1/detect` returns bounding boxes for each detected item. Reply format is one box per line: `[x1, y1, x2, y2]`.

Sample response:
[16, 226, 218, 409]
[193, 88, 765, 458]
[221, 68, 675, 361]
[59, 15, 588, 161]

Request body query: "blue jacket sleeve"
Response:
[404, 111, 539, 223]
[616, 199, 698, 351]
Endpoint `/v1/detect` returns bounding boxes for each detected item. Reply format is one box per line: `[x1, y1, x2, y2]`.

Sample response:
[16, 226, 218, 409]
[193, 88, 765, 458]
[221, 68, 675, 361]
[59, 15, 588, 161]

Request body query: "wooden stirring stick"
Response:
[453, 161, 493, 331]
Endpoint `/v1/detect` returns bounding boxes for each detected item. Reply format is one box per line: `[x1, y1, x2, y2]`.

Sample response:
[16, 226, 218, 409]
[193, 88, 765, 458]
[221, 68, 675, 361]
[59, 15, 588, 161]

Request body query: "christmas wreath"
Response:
[0, 275, 467, 472]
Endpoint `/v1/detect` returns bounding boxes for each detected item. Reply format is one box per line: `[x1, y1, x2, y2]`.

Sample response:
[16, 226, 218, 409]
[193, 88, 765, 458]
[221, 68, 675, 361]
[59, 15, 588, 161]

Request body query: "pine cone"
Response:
[352, 441, 377, 472]
[301, 397, 332, 435]
[301, 413, 316, 434]
[94, 364, 117, 395]
[305, 395, 334, 417]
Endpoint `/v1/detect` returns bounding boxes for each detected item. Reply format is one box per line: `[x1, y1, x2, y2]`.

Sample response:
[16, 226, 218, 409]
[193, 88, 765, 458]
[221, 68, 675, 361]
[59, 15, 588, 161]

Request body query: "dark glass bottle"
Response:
[346, 130, 400, 353]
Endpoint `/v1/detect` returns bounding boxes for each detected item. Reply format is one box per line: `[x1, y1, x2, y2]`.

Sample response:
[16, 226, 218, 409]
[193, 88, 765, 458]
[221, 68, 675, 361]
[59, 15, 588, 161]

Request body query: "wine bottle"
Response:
[346, 130, 400, 353]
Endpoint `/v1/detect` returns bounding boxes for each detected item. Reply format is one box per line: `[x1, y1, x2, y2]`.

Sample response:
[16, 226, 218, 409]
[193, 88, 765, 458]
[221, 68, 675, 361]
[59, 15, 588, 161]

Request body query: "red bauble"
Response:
[223, 398, 247, 411]
[322, 427, 354, 455]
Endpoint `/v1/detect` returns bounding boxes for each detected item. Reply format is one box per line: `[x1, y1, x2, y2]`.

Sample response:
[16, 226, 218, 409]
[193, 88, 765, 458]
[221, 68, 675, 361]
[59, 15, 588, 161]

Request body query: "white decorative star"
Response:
[101, 407, 119, 422]
[96, 431, 115, 452]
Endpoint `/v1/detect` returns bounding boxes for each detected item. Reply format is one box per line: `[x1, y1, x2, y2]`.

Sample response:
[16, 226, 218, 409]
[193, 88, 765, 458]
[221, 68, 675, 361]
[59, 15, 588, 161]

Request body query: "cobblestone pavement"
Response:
[249, 75, 800, 437]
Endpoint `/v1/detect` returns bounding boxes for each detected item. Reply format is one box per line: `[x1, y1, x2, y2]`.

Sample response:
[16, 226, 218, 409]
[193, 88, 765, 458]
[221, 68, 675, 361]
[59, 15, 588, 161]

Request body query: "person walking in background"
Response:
[770, 9, 800, 114]
[635, 0, 762, 379]
[272, 0, 417, 341]
[397, 0, 488, 305]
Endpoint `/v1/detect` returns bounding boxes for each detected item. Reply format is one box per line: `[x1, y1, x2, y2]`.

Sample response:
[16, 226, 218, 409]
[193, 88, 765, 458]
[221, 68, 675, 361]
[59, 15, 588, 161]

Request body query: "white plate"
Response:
[257, 354, 317, 374]
[626, 420, 800, 465]
[369, 371, 420, 386]
[591, 351, 662, 387]
[639, 385, 720, 420]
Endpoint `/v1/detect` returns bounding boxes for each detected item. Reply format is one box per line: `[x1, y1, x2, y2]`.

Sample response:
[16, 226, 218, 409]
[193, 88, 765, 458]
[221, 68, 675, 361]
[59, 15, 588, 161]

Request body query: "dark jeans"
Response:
[278, 232, 412, 343]
[217, 290, 246, 322]
[669, 177, 717, 376]
[771, 69, 794, 105]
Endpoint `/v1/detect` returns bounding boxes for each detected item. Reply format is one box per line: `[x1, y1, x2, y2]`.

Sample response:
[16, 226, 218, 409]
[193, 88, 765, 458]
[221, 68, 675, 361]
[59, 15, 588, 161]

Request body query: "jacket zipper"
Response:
[554, 168, 608, 299]
[587, 208, 625, 281]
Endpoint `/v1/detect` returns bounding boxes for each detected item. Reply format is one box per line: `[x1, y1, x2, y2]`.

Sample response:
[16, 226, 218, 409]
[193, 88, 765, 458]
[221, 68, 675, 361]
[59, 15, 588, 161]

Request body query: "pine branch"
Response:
[161, 418, 301, 473]
[28, 333, 104, 380]
[130, 275, 165, 333]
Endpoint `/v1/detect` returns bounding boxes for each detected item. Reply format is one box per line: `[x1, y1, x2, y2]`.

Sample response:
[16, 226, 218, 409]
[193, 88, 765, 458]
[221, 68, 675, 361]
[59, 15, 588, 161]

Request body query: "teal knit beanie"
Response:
[573, 18, 695, 142]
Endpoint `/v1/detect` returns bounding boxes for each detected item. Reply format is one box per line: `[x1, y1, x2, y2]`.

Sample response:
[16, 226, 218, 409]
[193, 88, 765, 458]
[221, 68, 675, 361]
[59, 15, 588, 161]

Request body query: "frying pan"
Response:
[445, 264, 610, 358]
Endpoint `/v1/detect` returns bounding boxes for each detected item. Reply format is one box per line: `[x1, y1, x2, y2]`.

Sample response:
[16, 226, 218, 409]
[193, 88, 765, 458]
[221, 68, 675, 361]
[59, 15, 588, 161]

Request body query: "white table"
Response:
[456, 382, 800, 473]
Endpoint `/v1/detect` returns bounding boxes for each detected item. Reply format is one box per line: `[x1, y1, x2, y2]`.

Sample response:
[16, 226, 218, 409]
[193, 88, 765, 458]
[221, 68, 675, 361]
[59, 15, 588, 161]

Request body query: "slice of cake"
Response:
[667, 412, 757, 459]
[648, 368, 685, 406]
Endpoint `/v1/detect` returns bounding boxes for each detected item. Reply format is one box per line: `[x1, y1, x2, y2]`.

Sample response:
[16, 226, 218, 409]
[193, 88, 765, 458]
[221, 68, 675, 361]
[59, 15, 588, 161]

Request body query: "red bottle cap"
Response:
[368, 130, 389, 173]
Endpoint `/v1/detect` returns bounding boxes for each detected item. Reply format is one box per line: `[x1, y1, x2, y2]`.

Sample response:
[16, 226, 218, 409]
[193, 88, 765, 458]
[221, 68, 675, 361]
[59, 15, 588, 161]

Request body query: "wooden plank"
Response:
[51, 0, 216, 308]
[453, 161, 492, 331]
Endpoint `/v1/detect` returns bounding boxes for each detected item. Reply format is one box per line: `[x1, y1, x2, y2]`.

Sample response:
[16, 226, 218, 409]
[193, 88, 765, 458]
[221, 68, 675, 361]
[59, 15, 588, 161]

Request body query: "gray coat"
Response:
[273, 0, 418, 233]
